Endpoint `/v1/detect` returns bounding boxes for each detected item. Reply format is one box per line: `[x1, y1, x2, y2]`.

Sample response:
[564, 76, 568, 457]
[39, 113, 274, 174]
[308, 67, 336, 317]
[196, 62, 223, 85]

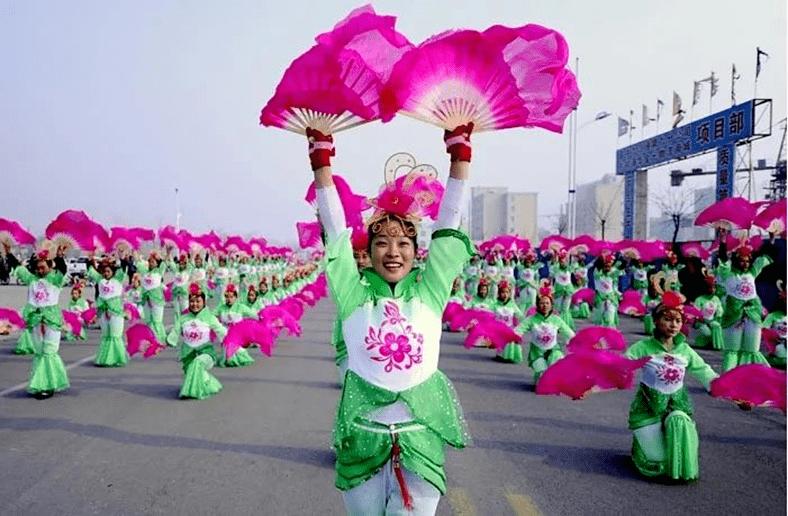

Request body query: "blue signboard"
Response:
[623, 171, 635, 239]
[616, 100, 753, 175]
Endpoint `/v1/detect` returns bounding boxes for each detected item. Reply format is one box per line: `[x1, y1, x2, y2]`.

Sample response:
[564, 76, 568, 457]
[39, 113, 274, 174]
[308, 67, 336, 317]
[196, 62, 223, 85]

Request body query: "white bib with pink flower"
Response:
[596, 278, 614, 294]
[634, 269, 647, 281]
[98, 279, 123, 299]
[531, 323, 559, 350]
[495, 307, 516, 327]
[29, 280, 59, 308]
[174, 272, 189, 286]
[555, 271, 571, 286]
[725, 274, 757, 301]
[343, 298, 440, 393]
[142, 273, 162, 291]
[522, 269, 535, 282]
[219, 312, 243, 326]
[640, 353, 687, 394]
[181, 319, 211, 348]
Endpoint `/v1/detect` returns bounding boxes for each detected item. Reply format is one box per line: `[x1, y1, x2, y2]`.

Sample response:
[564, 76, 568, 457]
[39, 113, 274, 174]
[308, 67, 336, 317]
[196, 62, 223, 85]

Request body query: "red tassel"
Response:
[391, 433, 414, 511]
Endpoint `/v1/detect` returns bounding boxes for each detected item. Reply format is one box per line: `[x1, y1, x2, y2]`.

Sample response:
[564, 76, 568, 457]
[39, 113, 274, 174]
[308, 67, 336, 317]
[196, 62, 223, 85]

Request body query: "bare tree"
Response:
[651, 187, 705, 246]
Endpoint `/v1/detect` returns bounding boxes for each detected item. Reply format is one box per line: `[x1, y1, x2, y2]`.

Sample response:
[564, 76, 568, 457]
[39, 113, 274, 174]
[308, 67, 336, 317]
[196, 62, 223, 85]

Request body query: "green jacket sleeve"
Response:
[417, 229, 474, 316]
[12, 265, 34, 285]
[685, 347, 718, 390]
[324, 229, 367, 321]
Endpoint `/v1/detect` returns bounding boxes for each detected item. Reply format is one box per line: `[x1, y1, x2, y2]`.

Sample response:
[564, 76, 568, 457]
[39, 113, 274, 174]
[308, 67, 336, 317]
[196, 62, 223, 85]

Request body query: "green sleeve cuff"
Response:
[431, 228, 475, 257]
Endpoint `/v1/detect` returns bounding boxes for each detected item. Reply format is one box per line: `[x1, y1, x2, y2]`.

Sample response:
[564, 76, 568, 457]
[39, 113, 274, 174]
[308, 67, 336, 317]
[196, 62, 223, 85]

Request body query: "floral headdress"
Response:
[225, 283, 237, 294]
[188, 283, 203, 296]
[654, 290, 686, 319]
[350, 225, 369, 251]
[537, 282, 554, 300]
[366, 153, 444, 232]
[477, 276, 490, 287]
[601, 252, 615, 265]
[498, 279, 511, 290]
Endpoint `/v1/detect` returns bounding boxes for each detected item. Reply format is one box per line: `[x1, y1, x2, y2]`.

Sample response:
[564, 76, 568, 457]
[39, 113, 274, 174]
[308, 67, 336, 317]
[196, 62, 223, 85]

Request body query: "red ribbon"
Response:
[391, 432, 414, 511]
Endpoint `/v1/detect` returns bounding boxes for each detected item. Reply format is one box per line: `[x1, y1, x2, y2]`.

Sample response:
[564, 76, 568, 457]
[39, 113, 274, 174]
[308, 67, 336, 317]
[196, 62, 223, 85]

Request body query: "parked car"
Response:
[66, 257, 90, 284]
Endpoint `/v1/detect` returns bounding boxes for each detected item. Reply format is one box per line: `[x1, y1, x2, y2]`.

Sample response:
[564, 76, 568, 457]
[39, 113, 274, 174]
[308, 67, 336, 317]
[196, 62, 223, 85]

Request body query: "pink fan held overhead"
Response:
[260, 4, 413, 135]
[45, 210, 110, 253]
[694, 197, 757, 231]
[381, 25, 580, 132]
[0, 218, 36, 248]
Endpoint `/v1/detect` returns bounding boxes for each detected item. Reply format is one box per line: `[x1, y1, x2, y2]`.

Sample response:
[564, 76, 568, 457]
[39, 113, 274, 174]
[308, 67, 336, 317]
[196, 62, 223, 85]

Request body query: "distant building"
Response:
[575, 174, 624, 240]
[470, 187, 538, 242]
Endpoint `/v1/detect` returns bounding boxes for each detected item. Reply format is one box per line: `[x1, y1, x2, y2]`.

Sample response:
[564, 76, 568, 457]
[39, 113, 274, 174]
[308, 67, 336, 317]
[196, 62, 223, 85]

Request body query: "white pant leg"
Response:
[343, 461, 441, 516]
[633, 422, 665, 462]
[109, 314, 125, 338]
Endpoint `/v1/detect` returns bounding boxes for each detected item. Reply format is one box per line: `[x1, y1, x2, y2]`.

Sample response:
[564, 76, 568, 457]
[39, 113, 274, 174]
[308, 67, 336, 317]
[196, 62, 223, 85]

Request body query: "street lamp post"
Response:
[567, 110, 612, 238]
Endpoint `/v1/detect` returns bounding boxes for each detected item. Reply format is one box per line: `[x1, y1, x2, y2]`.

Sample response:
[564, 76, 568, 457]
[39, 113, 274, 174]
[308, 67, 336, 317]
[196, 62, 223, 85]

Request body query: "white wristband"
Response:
[315, 184, 346, 241]
[434, 177, 468, 230]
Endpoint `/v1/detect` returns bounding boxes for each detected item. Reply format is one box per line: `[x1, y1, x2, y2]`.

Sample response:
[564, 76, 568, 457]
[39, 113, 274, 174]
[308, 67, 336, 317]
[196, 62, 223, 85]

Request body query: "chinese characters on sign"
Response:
[618, 100, 754, 238]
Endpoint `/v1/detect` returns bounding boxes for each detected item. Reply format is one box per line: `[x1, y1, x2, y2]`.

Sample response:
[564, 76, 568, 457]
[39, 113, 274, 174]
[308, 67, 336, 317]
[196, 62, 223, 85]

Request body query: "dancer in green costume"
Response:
[166, 283, 227, 399]
[86, 257, 129, 367]
[4, 243, 70, 398]
[625, 292, 720, 482]
[516, 286, 575, 384]
[716, 228, 775, 372]
[493, 280, 526, 363]
[213, 283, 256, 367]
[307, 124, 474, 515]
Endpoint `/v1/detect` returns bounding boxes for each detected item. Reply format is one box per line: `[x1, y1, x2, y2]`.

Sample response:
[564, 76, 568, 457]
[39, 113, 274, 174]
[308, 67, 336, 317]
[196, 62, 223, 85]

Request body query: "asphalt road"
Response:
[0, 284, 785, 516]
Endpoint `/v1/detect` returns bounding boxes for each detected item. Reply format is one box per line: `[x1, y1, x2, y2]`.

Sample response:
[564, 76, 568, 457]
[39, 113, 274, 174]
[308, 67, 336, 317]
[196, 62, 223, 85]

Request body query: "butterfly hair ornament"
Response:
[365, 152, 444, 237]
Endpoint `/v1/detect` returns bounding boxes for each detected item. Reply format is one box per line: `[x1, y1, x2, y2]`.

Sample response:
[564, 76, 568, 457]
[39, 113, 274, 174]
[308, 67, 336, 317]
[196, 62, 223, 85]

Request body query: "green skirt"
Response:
[94, 336, 129, 367]
[499, 343, 524, 363]
[14, 329, 35, 355]
[28, 353, 70, 394]
[223, 347, 255, 367]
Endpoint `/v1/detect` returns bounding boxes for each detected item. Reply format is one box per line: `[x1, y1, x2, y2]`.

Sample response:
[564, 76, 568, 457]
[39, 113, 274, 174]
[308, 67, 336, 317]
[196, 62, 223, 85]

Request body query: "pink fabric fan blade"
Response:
[710, 364, 786, 412]
[482, 24, 580, 133]
[536, 351, 649, 399]
[753, 198, 786, 234]
[60, 310, 82, 336]
[126, 323, 158, 357]
[45, 210, 107, 252]
[619, 290, 646, 316]
[694, 197, 756, 230]
[81, 307, 97, 325]
[0, 307, 26, 330]
[296, 221, 322, 249]
[566, 326, 628, 352]
[124, 303, 141, 322]
[571, 288, 594, 306]
[0, 218, 36, 247]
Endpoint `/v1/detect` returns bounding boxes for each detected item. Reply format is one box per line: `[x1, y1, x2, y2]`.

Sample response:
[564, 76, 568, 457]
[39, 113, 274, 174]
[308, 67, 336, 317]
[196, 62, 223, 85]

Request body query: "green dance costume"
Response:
[624, 335, 718, 481]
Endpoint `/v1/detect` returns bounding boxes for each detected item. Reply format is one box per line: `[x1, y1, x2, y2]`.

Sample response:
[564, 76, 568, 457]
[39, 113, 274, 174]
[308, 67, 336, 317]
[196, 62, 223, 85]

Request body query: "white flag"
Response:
[692, 81, 702, 106]
[672, 91, 683, 116]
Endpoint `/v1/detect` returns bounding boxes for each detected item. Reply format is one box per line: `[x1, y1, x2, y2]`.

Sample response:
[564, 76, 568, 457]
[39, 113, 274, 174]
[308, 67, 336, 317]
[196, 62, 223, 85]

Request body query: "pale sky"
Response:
[1, 0, 785, 244]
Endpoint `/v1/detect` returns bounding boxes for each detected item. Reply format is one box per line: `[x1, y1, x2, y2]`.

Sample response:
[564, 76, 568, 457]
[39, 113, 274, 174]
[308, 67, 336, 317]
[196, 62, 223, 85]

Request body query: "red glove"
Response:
[444, 122, 474, 163]
[306, 128, 335, 171]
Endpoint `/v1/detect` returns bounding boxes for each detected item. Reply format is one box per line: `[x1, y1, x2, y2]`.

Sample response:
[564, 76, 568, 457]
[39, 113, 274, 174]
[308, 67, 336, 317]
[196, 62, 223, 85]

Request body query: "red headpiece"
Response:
[225, 283, 237, 294]
[661, 291, 684, 312]
[188, 283, 202, 296]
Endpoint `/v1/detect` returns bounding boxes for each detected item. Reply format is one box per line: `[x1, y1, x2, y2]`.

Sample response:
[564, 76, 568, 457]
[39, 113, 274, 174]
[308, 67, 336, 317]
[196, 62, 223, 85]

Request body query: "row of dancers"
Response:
[0, 240, 325, 400]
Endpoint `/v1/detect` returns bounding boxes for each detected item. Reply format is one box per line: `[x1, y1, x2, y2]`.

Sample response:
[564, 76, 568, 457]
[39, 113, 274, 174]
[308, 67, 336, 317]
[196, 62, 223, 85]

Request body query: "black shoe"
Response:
[33, 391, 54, 400]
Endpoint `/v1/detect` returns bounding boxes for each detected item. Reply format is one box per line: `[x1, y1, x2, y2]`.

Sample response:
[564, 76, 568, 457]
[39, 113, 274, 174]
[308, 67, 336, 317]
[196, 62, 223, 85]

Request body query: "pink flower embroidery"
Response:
[537, 328, 553, 345]
[144, 276, 155, 287]
[33, 286, 48, 303]
[656, 355, 684, 385]
[100, 284, 114, 296]
[364, 301, 423, 373]
[738, 282, 754, 297]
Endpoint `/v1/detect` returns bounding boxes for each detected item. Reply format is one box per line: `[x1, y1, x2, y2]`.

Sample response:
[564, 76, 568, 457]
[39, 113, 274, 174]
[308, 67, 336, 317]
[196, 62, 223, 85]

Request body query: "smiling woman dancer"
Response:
[308, 124, 474, 515]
